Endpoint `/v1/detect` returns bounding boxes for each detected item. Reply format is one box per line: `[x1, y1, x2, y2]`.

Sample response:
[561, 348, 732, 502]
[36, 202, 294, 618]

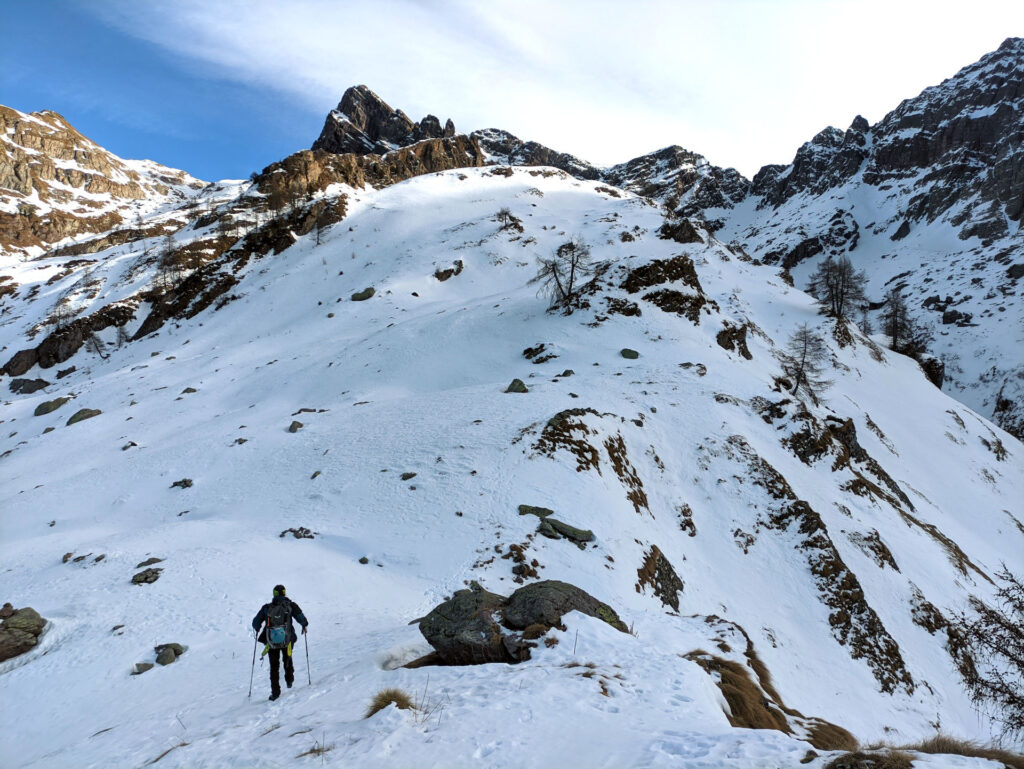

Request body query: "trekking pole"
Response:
[304, 631, 311, 685]
[248, 632, 258, 698]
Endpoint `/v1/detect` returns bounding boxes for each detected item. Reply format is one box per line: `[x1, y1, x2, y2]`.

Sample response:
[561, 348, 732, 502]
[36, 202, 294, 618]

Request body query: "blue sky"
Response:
[2, 1, 321, 181]
[4, 1, 1022, 182]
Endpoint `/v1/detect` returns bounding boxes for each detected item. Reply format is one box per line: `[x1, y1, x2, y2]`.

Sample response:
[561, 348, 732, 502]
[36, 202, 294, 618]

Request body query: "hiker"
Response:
[252, 584, 308, 701]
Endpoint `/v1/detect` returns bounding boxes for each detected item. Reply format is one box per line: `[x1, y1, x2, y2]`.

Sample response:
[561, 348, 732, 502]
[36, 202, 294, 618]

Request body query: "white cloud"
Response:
[90, 0, 1024, 177]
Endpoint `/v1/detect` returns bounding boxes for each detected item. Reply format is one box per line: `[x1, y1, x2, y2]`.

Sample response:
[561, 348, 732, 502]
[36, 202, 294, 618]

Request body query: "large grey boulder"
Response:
[0, 604, 47, 662]
[417, 580, 627, 665]
[418, 583, 518, 665]
[538, 518, 595, 546]
[504, 580, 627, 633]
[10, 378, 49, 394]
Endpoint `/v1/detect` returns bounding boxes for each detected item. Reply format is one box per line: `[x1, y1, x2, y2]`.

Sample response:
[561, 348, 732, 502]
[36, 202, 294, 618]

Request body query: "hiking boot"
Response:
[286, 680, 293, 688]
[269, 692, 279, 701]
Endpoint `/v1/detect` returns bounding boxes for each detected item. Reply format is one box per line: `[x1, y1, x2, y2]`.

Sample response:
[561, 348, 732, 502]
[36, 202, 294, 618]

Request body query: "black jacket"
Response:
[252, 595, 308, 644]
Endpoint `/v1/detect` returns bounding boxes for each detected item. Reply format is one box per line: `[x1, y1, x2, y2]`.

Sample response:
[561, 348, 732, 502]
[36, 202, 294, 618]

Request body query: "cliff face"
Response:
[704, 38, 1024, 438]
[259, 135, 484, 200]
[748, 38, 1023, 239]
[0, 106, 205, 257]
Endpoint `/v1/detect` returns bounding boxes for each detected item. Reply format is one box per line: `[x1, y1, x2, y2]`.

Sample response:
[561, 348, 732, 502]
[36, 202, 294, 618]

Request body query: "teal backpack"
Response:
[265, 601, 292, 650]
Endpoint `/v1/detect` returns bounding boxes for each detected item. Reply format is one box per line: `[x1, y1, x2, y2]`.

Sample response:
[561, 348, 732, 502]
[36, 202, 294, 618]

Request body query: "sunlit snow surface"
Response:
[1, 168, 1021, 768]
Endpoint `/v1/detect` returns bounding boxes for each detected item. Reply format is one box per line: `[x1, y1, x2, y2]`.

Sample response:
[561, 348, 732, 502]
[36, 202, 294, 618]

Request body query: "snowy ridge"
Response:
[1, 167, 1021, 768]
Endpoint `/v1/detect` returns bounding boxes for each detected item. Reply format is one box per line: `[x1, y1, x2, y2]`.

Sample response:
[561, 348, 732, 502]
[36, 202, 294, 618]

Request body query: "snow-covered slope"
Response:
[1, 166, 1021, 768]
[703, 38, 1024, 439]
[0, 105, 207, 259]
[307, 37, 1023, 441]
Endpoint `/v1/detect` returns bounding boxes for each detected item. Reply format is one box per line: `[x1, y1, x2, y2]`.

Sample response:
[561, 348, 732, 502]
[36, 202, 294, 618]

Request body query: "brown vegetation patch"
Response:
[604, 434, 649, 514]
[775, 406, 915, 513]
[678, 504, 696, 537]
[685, 651, 791, 732]
[604, 296, 641, 316]
[824, 750, 912, 769]
[532, 408, 605, 473]
[864, 414, 897, 454]
[620, 254, 702, 294]
[642, 288, 708, 324]
[635, 545, 684, 611]
[907, 586, 976, 682]
[895, 509, 992, 585]
[0, 276, 17, 301]
[847, 530, 900, 571]
[365, 688, 415, 718]
[904, 734, 1024, 769]
[502, 542, 540, 583]
[831, 319, 854, 348]
[716, 322, 753, 359]
[807, 722, 860, 752]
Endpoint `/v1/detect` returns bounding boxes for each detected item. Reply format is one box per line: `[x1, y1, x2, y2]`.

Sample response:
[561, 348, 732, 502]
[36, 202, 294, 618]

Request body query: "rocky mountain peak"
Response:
[710, 39, 1024, 439]
[0, 105, 205, 258]
[603, 145, 748, 224]
[312, 85, 457, 156]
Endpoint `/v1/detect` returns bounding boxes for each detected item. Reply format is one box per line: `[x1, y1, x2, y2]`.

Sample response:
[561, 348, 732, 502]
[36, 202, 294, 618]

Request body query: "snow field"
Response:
[1, 168, 1021, 768]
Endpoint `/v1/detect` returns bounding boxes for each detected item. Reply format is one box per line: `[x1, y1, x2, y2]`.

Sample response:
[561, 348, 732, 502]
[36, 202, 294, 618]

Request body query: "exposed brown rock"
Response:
[0, 105, 203, 257]
[636, 545, 684, 611]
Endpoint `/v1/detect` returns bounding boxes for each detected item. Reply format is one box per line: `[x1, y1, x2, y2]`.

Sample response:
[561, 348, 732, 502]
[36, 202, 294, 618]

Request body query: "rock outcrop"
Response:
[604, 145, 748, 224]
[417, 580, 627, 665]
[0, 603, 47, 663]
[471, 128, 602, 180]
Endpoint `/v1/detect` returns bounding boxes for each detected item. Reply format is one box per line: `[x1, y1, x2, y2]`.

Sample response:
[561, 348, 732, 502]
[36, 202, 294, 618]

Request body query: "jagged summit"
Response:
[311, 84, 456, 155]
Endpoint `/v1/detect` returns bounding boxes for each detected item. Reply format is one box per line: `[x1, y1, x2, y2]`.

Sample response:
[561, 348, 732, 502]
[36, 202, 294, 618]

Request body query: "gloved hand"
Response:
[302, 626, 307, 635]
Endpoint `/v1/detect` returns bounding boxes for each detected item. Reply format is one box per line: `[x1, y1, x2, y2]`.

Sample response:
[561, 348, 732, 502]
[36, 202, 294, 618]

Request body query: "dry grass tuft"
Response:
[686, 647, 855, 752]
[824, 749, 913, 769]
[295, 738, 334, 759]
[904, 734, 1024, 769]
[145, 742, 190, 766]
[684, 652, 790, 732]
[364, 687, 416, 719]
[807, 720, 860, 752]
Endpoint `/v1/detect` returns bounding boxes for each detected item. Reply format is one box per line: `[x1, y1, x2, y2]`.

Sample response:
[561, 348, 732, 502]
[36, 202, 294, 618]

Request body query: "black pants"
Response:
[268, 646, 294, 695]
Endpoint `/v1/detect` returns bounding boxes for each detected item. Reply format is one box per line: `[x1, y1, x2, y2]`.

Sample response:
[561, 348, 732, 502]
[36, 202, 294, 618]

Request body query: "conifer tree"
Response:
[807, 255, 867, 321]
[779, 323, 832, 401]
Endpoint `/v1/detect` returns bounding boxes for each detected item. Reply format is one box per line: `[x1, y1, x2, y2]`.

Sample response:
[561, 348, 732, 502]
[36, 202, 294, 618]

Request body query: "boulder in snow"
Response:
[66, 408, 101, 426]
[33, 397, 69, 416]
[0, 604, 47, 663]
[416, 580, 627, 665]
